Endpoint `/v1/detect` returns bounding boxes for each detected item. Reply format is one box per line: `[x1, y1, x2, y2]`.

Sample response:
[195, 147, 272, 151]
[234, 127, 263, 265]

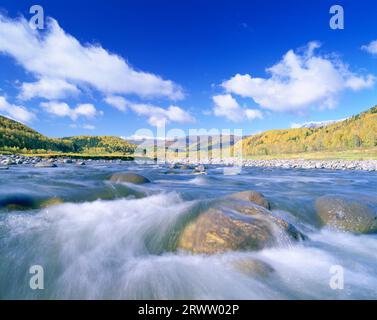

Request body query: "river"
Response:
[0, 162, 376, 299]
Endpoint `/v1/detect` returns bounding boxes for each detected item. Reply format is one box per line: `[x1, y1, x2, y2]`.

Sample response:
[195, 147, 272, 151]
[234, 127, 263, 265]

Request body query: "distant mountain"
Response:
[1, 105, 376, 157]
[0, 115, 136, 154]
[238, 106, 377, 156]
[291, 118, 347, 129]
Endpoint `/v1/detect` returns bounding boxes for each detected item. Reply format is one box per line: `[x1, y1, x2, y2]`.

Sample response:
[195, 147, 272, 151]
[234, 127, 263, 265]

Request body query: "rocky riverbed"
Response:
[1, 154, 377, 171]
[0, 154, 125, 168]
[166, 158, 377, 171]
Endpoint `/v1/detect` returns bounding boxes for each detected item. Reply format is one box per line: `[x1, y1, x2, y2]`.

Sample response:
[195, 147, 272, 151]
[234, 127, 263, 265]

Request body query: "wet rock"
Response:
[40, 197, 63, 208]
[34, 162, 57, 168]
[177, 195, 306, 254]
[228, 190, 271, 209]
[0, 194, 37, 211]
[180, 165, 191, 170]
[110, 172, 151, 184]
[193, 164, 206, 173]
[177, 208, 276, 254]
[223, 201, 305, 241]
[232, 257, 274, 277]
[315, 196, 377, 234]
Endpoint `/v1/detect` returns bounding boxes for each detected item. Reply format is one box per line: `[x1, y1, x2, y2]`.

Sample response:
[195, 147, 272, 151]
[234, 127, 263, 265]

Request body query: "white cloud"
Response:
[82, 124, 95, 130]
[40, 101, 99, 120]
[222, 42, 375, 112]
[0, 96, 35, 122]
[0, 14, 183, 100]
[126, 101, 194, 127]
[245, 109, 264, 121]
[104, 95, 127, 111]
[19, 78, 80, 100]
[362, 40, 377, 55]
[105, 96, 195, 127]
[212, 94, 263, 122]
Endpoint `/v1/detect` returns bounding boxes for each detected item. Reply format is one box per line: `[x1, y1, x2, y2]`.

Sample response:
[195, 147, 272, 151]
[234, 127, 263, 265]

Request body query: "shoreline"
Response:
[1, 154, 377, 171]
[165, 158, 377, 171]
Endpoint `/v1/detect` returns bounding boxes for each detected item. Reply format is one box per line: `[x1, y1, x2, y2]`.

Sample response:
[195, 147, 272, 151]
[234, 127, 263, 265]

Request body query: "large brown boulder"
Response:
[177, 199, 305, 254]
[177, 208, 275, 254]
[227, 191, 270, 209]
[110, 172, 151, 184]
[315, 196, 377, 234]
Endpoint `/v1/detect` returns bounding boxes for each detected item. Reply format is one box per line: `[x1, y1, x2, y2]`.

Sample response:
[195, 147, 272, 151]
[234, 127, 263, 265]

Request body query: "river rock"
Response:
[0, 194, 37, 211]
[193, 165, 206, 173]
[228, 191, 270, 209]
[232, 257, 274, 277]
[177, 208, 275, 254]
[177, 194, 305, 254]
[40, 197, 63, 208]
[110, 172, 151, 184]
[34, 162, 57, 168]
[315, 196, 377, 234]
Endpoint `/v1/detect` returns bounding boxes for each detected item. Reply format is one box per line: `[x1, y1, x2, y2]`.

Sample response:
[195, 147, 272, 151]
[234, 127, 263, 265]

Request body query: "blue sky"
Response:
[0, 0, 376, 139]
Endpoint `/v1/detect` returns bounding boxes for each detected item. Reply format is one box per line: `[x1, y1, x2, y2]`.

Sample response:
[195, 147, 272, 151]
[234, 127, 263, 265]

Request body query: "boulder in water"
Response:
[40, 197, 63, 208]
[193, 165, 206, 173]
[232, 257, 274, 277]
[110, 172, 151, 184]
[177, 195, 305, 254]
[178, 208, 275, 254]
[315, 196, 377, 234]
[0, 194, 37, 211]
[228, 190, 271, 209]
[34, 162, 57, 168]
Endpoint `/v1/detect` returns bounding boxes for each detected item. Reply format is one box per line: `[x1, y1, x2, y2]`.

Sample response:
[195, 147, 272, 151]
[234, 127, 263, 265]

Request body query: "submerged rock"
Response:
[40, 197, 63, 208]
[0, 195, 63, 211]
[227, 190, 271, 209]
[232, 257, 274, 277]
[315, 196, 377, 234]
[0, 194, 37, 211]
[110, 172, 151, 184]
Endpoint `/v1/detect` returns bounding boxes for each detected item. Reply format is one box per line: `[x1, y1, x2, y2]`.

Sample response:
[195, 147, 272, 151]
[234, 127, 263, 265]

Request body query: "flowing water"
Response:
[0, 162, 376, 299]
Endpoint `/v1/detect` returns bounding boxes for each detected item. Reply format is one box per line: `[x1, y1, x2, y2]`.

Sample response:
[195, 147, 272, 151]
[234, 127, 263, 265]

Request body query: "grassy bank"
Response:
[243, 148, 377, 161]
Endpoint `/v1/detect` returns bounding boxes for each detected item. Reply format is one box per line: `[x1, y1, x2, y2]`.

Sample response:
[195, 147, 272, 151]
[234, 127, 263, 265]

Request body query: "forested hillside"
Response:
[1, 105, 376, 157]
[0, 115, 135, 154]
[237, 106, 377, 156]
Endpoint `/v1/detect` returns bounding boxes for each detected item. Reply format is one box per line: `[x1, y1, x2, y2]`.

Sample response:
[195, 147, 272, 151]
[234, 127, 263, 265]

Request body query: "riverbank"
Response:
[166, 158, 377, 171]
[1, 153, 377, 171]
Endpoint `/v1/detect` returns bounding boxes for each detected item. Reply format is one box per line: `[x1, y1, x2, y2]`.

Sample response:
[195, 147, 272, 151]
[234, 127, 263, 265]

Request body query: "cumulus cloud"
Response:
[0, 96, 35, 122]
[222, 42, 375, 112]
[362, 40, 377, 55]
[104, 95, 127, 111]
[118, 100, 194, 127]
[212, 94, 263, 122]
[19, 78, 80, 100]
[40, 101, 99, 121]
[0, 13, 183, 100]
